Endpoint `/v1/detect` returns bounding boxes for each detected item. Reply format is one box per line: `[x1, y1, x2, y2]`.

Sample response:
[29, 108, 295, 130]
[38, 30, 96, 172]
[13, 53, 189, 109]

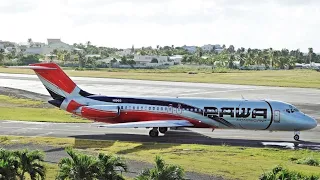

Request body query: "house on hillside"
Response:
[46, 39, 74, 52]
[182, 45, 197, 53]
[116, 48, 133, 56]
[23, 38, 76, 55]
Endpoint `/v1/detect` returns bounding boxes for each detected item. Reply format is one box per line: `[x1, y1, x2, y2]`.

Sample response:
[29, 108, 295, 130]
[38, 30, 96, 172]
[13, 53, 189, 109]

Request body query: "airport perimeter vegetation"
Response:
[0, 65, 320, 88]
[1, 135, 320, 180]
[0, 87, 320, 179]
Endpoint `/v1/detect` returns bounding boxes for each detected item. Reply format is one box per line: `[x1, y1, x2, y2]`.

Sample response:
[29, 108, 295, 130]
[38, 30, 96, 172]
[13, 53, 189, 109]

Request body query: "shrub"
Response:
[296, 157, 320, 166]
[260, 165, 319, 180]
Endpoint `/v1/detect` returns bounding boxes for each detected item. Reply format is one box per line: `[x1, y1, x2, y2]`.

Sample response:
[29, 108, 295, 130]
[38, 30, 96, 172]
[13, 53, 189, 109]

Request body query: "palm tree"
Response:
[135, 156, 186, 180]
[308, 47, 314, 64]
[86, 41, 91, 47]
[13, 149, 46, 180]
[0, 49, 5, 65]
[56, 148, 99, 180]
[96, 153, 128, 180]
[0, 149, 19, 180]
[228, 54, 235, 69]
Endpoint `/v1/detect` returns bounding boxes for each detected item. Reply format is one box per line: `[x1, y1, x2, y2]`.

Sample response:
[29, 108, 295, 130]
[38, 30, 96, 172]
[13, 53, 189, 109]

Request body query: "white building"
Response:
[169, 55, 182, 64]
[0, 43, 4, 51]
[85, 54, 101, 59]
[134, 55, 173, 66]
[46, 39, 74, 52]
[23, 38, 75, 55]
[201, 44, 223, 52]
[201, 44, 214, 51]
[24, 47, 51, 55]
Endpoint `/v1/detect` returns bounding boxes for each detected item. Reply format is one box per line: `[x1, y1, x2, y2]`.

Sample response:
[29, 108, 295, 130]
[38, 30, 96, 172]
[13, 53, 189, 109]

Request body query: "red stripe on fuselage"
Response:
[83, 110, 212, 128]
[66, 100, 83, 113]
[81, 106, 119, 118]
[30, 63, 76, 94]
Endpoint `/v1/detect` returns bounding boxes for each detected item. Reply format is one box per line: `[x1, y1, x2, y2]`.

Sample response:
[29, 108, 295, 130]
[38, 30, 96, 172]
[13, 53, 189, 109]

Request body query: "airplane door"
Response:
[167, 104, 173, 114]
[274, 110, 280, 123]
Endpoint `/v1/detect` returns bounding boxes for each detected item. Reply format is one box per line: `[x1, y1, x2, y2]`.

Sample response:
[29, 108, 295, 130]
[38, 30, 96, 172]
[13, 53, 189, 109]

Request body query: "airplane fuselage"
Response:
[51, 95, 317, 132]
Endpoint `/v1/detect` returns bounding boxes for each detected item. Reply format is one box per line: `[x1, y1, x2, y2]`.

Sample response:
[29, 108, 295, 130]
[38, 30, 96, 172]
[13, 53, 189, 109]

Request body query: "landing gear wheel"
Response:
[294, 134, 300, 141]
[149, 129, 159, 137]
[159, 127, 168, 134]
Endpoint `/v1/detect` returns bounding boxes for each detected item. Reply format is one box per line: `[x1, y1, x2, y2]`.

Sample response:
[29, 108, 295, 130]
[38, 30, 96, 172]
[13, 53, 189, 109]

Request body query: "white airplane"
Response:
[12, 63, 317, 141]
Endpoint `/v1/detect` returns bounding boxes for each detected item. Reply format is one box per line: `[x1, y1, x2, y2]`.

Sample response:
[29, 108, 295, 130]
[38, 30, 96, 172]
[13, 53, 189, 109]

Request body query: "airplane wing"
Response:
[98, 120, 194, 128]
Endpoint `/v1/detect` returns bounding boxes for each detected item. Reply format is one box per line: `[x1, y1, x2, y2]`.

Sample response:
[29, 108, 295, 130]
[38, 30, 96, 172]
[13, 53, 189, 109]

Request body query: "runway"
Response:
[1, 120, 319, 150]
[0, 72, 319, 149]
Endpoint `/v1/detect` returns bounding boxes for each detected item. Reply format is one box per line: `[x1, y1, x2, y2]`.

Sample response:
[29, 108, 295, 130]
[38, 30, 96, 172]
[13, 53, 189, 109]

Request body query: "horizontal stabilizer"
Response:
[98, 120, 194, 128]
[7, 66, 56, 70]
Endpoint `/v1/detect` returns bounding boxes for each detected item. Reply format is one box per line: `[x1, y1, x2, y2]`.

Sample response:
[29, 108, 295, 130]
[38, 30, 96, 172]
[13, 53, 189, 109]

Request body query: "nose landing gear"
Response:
[293, 131, 300, 141]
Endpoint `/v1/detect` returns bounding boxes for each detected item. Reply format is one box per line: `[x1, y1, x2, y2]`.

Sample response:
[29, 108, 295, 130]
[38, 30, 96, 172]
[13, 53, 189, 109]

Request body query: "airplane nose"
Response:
[306, 116, 318, 129]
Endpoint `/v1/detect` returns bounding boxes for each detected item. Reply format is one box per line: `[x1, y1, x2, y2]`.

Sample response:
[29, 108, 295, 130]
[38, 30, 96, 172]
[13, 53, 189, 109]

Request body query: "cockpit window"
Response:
[286, 105, 299, 113]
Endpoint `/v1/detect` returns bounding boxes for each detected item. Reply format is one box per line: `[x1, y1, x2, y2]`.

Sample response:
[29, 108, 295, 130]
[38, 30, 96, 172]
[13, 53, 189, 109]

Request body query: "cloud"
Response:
[0, 0, 320, 51]
[0, 0, 37, 14]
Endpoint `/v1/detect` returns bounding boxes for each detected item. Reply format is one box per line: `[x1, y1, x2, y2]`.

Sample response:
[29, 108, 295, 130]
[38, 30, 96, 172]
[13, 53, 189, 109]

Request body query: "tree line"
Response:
[0, 147, 186, 180]
[1, 39, 320, 70]
[180, 46, 320, 69]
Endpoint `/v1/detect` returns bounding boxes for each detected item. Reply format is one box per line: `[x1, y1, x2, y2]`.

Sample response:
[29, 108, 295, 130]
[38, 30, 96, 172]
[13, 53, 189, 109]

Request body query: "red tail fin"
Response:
[29, 63, 77, 94]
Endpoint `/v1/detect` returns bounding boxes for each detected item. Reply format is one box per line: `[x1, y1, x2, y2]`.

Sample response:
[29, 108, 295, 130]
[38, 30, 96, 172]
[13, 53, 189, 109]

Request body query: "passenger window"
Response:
[160, 107, 163, 111]
[121, 106, 123, 109]
[149, 107, 151, 110]
[153, 107, 155, 110]
[157, 107, 159, 111]
[133, 106, 135, 110]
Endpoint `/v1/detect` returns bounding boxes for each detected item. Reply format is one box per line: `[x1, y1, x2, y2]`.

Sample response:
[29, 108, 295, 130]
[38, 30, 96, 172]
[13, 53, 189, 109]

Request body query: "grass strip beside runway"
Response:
[1, 67, 320, 88]
[0, 95, 90, 123]
[0, 107, 90, 123]
[1, 135, 319, 180]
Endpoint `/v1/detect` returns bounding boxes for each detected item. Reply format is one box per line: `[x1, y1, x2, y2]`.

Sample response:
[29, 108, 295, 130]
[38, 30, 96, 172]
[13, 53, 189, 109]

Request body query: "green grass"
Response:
[0, 94, 90, 123]
[0, 107, 90, 123]
[1, 136, 319, 180]
[1, 66, 320, 88]
[0, 95, 43, 107]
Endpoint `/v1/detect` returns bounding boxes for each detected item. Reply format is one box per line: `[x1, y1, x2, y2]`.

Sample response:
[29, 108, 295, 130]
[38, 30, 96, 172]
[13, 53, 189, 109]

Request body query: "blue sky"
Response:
[1, 0, 320, 52]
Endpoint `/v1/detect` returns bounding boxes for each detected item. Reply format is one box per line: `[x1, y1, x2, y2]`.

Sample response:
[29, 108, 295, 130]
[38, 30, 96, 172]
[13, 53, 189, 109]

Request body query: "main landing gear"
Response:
[294, 131, 300, 141]
[149, 127, 168, 137]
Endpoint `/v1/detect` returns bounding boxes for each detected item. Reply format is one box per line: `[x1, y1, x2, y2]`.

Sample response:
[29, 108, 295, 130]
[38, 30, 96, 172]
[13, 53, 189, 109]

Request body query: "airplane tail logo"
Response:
[28, 63, 93, 99]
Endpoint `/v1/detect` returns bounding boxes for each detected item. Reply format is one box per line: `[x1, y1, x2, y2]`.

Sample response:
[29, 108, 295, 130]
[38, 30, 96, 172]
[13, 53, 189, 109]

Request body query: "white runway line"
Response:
[179, 89, 257, 96]
[35, 132, 53, 137]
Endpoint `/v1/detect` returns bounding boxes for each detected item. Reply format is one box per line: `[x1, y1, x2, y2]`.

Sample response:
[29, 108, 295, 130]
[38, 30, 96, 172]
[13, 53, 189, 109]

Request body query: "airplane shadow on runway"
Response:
[70, 129, 320, 151]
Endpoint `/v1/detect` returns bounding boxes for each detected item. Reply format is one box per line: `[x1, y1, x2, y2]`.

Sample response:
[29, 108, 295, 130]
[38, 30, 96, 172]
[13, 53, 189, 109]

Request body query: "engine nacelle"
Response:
[75, 105, 120, 118]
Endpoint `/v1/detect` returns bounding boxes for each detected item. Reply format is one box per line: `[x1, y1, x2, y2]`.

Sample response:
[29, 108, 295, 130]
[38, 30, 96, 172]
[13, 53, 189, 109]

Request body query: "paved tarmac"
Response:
[0, 73, 319, 150]
[0, 120, 319, 150]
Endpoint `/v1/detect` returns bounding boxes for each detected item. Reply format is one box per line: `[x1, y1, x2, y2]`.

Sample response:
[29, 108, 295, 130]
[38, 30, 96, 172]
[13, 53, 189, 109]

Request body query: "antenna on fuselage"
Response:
[241, 94, 245, 99]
